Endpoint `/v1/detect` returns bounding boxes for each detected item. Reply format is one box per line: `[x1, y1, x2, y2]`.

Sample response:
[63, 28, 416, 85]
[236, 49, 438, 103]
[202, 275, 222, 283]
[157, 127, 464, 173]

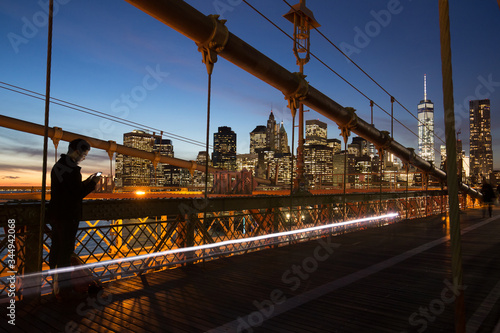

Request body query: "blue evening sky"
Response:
[1, 0, 499, 185]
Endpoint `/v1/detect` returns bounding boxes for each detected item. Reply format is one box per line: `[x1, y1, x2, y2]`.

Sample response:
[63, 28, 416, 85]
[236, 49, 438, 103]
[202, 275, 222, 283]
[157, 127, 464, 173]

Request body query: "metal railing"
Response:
[0, 190, 476, 299]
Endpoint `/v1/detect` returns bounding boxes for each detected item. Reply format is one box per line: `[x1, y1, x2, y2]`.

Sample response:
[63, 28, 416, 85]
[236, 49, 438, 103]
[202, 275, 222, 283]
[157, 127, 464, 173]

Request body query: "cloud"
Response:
[2, 176, 20, 180]
[0, 163, 43, 173]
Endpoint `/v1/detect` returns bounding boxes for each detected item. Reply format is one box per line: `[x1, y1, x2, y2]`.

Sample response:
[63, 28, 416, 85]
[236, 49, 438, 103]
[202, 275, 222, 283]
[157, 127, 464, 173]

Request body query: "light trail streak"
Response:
[22, 213, 398, 279]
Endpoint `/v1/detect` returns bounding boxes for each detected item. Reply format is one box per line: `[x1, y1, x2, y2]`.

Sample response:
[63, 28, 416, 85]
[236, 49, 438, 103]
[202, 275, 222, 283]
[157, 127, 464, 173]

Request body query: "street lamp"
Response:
[283, 0, 320, 71]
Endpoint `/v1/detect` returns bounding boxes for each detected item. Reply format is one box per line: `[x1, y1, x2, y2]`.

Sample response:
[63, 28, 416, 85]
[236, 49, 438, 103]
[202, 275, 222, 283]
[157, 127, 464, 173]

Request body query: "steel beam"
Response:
[1, 191, 443, 224]
[0, 114, 272, 185]
[123, 0, 479, 198]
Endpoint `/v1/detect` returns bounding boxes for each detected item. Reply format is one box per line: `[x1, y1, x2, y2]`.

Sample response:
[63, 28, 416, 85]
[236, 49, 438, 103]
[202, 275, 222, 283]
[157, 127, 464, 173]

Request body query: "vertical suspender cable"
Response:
[289, 114, 295, 232]
[390, 96, 394, 139]
[370, 100, 374, 126]
[343, 140, 347, 220]
[406, 164, 409, 219]
[204, 71, 212, 221]
[41, 0, 54, 274]
[438, 1, 465, 331]
[380, 150, 383, 213]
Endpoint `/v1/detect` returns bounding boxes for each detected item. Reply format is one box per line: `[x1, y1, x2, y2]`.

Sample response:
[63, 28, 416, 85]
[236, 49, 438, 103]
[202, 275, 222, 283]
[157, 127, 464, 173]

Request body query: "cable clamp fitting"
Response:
[196, 14, 229, 75]
[152, 152, 161, 170]
[107, 140, 117, 160]
[284, 72, 309, 118]
[51, 127, 63, 149]
[375, 130, 393, 157]
[338, 108, 358, 143]
[189, 160, 198, 176]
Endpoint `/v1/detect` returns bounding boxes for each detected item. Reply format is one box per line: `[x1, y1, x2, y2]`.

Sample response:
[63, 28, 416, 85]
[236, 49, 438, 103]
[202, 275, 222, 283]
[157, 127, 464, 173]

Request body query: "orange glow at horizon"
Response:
[0, 170, 45, 187]
[0, 169, 103, 187]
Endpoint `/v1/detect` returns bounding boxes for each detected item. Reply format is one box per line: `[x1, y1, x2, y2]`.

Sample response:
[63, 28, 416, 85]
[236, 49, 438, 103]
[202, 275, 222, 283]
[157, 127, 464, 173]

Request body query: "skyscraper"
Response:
[119, 130, 155, 186]
[213, 126, 237, 170]
[153, 138, 184, 186]
[266, 111, 279, 151]
[251, 113, 290, 154]
[305, 119, 327, 146]
[250, 125, 267, 154]
[469, 99, 493, 181]
[278, 121, 290, 154]
[192, 151, 212, 187]
[417, 75, 435, 164]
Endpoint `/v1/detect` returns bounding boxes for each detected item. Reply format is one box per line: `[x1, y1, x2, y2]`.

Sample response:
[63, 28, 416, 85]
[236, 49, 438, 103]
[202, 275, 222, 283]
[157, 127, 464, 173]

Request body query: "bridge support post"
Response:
[405, 162, 409, 220]
[338, 107, 358, 220]
[176, 213, 196, 266]
[438, 0, 466, 331]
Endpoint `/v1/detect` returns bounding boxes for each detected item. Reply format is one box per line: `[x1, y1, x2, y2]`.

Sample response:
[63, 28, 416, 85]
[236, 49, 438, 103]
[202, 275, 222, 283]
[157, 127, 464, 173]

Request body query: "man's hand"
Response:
[92, 172, 102, 183]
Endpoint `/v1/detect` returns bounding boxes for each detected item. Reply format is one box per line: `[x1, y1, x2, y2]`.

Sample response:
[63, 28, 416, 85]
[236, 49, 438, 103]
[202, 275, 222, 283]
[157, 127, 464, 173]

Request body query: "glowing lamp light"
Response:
[135, 190, 146, 195]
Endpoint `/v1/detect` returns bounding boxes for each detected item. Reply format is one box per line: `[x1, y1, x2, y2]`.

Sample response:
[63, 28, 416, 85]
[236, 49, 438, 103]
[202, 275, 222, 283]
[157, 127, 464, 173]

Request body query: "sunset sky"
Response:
[1, 0, 499, 186]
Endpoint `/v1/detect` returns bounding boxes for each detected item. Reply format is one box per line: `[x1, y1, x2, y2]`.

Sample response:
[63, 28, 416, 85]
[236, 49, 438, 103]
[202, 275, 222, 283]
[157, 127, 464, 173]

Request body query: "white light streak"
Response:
[24, 213, 398, 279]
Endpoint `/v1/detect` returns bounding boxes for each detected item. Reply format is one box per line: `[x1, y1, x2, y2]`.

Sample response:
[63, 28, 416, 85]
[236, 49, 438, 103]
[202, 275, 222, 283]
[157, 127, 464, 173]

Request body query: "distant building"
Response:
[327, 138, 341, 154]
[192, 151, 212, 187]
[213, 126, 237, 171]
[118, 130, 156, 187]
[347, 143, 360, 157]
[250, 126, 267, 154]
[278, 121, 290, 154]
[267, 152, 293, 185]
[354, 155, 372, 188]
[440, 144, 446, 169]
[250, 113, 290, 155]
[266, 111, 279, 151]
[304, 144, 333, 186]
[440, 139, 466, 181]
[305, 119, 327, 146]
[418, 75, 435, 164]
[462, 155, 470, 181]
[332, 152, 356, 186]
[469, 99, 493, 182]
[115, 130, 184, 187]
[236, 153, 258, 175]
[153, 138, 174, 186]
[352, 137, 369, 156]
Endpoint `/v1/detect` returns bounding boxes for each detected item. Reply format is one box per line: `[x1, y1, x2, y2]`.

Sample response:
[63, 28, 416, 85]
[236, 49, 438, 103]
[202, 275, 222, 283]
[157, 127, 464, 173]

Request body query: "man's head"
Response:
[67, 139, 90, 164]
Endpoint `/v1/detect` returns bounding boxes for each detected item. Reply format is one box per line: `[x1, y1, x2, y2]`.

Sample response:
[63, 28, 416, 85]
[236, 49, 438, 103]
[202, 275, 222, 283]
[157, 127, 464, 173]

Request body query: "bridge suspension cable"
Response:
[121, 0, 480, 199]
[246, 0, 445, 156]
[0, 81, 211, 150]
[281, 0, 446, 146]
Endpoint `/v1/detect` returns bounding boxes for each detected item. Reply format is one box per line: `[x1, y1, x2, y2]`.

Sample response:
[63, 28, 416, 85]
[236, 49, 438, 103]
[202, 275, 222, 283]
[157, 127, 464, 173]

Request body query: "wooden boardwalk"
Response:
[4, 208, 500, 333]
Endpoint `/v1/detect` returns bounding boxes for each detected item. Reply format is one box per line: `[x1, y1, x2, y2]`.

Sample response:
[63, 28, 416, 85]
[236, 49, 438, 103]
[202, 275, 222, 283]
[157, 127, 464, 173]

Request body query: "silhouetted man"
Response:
[49, 138, 101, 300]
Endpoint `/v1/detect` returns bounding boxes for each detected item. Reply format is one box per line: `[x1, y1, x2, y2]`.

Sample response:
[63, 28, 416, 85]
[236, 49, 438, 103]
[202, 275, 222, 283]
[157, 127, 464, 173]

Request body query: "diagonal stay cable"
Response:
[0, 81, 211, 149]
[280, 0, 445, 146]
[244, 0, 442, 157]
[241, 0, 419, 140]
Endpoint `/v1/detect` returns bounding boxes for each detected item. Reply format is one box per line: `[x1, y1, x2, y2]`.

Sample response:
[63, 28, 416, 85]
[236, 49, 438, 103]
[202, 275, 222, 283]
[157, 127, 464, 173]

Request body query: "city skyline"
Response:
[1, 1, 499, 185]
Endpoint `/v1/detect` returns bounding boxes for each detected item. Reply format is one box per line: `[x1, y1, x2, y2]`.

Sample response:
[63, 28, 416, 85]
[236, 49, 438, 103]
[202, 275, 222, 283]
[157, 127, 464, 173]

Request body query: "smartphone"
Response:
[95, 172, 102, 177]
